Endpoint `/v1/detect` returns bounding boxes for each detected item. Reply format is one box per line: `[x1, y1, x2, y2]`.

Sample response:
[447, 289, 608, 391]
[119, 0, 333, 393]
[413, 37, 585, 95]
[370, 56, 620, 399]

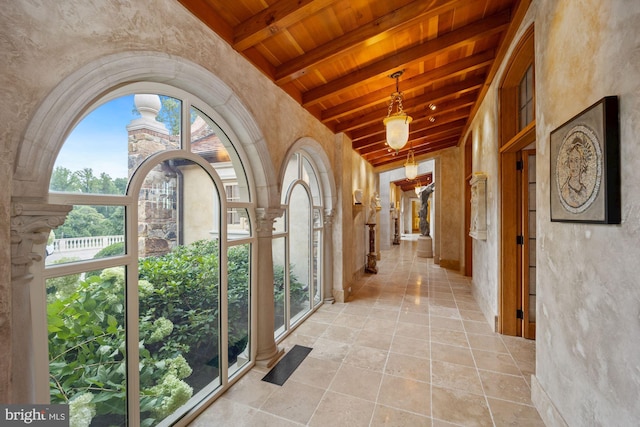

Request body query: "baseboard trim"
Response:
[531, 375, 569, 427]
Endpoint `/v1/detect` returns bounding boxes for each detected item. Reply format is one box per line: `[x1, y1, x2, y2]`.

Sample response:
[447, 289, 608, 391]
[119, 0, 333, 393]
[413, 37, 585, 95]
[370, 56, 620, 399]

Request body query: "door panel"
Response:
[522, 150, 536, 339]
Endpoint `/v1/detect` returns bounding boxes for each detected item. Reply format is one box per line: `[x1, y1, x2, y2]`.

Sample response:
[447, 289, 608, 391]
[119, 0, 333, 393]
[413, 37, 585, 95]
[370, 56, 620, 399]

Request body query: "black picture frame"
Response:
[550, 96, 620, 224]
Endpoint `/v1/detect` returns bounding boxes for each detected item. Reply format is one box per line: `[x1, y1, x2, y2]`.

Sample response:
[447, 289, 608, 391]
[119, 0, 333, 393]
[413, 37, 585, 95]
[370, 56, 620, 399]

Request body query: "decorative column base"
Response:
[417, 236, 433, 258]
[366, 252, 378, 274]
[255, 346, 285, 369]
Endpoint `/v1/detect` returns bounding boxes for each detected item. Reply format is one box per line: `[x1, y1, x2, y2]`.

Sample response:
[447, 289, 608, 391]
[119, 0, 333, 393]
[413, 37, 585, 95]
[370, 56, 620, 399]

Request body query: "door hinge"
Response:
[516, 309, 524, 319]
[516, 235, 524, 245]
[516, 160, 524, 170]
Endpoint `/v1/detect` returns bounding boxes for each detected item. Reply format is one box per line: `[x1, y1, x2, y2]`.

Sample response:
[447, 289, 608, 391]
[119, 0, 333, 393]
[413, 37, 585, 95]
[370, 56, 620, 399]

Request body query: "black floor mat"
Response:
[261, 345, 312, 386]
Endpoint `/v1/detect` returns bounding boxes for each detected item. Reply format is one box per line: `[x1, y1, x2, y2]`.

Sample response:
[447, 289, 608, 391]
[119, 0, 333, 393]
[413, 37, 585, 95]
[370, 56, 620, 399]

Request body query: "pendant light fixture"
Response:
[383, 70, 412, 151]
[404, 144, 418, 180]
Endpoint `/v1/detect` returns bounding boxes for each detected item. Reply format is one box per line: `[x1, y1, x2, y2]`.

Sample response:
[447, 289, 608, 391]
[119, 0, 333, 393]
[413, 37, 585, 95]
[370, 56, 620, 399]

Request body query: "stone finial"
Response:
[126, 94, 169, 134]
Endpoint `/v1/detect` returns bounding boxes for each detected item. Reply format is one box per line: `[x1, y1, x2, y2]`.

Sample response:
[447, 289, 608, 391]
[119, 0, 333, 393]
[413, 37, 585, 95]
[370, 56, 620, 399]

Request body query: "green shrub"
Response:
[94, 241, 125, 258]
[48, 267, 192, 427]
[49, 238, 311, 425]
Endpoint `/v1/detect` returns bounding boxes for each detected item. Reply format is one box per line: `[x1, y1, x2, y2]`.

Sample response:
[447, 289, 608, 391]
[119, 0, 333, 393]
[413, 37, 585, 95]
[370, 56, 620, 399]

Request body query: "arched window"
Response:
[43, 86, 254, 426]
[273, 152, 323, 338]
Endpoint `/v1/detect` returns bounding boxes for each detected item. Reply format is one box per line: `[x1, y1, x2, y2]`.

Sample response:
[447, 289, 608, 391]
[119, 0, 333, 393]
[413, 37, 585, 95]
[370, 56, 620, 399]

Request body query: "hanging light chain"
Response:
[387, 70, 407, 117]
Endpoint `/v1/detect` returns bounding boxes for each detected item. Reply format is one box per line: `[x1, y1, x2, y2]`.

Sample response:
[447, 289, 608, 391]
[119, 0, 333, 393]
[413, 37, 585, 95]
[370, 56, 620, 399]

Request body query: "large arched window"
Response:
[42, 86, 255, 426]
[273, 152, 323, 338]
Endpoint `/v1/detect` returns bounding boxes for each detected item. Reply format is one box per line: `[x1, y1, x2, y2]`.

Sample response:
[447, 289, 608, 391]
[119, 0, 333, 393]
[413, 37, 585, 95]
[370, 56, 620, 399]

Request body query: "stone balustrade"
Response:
[53, 235, 124, 253]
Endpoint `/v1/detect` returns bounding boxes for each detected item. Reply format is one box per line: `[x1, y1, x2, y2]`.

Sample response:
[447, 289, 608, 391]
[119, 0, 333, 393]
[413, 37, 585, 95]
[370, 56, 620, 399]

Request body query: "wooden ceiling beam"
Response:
[274, 0, 468, 85]
[334, 78, 483, 133]
[176, 0, 234, 43]
[394, 174, 434, 193]
[367, 138, 459, 167]
[350, 106, 472, 142]
[357, 125, 464, 156]
[361, 130, 462, 157]
[302, 9, 511, 107]
[321, 49, 495, 122]
[233, 0, 338, 51]
[457, 0, 533, 146]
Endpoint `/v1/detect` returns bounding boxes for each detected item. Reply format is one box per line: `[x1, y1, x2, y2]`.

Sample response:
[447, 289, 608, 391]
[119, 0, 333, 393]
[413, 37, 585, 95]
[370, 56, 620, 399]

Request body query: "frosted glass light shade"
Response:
[383, 114, 413, 150]
[405, 163, 418, 180]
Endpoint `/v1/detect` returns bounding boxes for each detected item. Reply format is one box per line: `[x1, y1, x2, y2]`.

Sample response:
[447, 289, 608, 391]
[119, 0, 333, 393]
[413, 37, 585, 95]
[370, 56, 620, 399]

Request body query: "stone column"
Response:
[323, 209, 334, 303]
[254, 208, 284, 368]
[8, 200, 71, 403]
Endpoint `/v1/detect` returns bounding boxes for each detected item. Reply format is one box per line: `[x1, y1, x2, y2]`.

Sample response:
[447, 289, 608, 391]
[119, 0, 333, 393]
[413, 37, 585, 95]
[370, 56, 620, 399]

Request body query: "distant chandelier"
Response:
[414, 181, 422, 196]
[404, 147, 418, 180]
[383, 70, 413, 151]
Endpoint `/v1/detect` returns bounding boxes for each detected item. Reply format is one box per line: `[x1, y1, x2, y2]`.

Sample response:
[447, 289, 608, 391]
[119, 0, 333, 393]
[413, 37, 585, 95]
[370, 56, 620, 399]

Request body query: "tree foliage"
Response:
[55, 205, 123, 238]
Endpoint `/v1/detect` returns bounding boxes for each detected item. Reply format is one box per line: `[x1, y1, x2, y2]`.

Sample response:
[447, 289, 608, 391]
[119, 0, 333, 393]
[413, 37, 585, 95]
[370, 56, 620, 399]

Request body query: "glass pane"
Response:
[227, 243, 250, 376]
[273, 237, 286, 337]
[313, 229, 322, 306]
[228, 208, 251, 240]
[529, 295, 536, 323]
[138, 158, 221, 424]
[48, 268, 127, 427]
[281, 154, 299, 203]
[529, 210, 536, 238]
[529, 266, 536, 294]
[528, 183, 536, 210]
[45, 205, 125, 266]
[519, 106, 528, 130]
[191, 107, 250, 202]
[50, 96, 133, 194]
[528, 155, 536, 182]
[289, 185, 311, 324]
[529, 238, 536, 266]
[302, 156, 321, 206]
[519, 76, 527, 110]
[129, 94, 182, 171]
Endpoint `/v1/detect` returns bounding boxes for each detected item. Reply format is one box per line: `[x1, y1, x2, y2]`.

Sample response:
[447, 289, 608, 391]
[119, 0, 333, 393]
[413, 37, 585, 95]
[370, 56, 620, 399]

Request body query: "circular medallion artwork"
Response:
[555, 125, 602, 213]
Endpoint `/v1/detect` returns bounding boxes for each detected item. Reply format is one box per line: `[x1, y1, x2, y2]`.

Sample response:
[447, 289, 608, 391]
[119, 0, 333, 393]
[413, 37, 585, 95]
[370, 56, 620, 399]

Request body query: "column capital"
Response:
[11, 200, 71, 285]
[255, 207, 284, 234]
[323, 208, 335, 227]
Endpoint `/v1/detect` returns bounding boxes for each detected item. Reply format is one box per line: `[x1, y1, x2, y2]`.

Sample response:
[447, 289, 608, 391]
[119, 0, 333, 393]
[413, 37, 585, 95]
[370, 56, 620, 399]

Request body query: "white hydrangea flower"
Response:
[147, 317, 174, 344]
[69, 392, 96, 427]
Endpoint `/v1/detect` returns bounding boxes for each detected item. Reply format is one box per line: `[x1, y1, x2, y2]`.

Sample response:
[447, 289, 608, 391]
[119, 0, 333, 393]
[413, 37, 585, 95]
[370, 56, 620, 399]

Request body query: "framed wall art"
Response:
[550, 96, 620, 223]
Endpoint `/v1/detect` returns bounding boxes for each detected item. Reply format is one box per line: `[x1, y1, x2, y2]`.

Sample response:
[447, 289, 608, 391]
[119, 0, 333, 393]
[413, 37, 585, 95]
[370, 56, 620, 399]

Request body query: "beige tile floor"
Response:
[190, 238, 545, 426]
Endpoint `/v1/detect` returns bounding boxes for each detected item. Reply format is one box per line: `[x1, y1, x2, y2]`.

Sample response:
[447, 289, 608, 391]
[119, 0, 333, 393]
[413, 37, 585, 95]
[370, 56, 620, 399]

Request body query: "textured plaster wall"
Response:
[534, 0, 640, 425]
[436, 148, 463, 270]
[333, 133, 374, 301]
[463, 3, 537, 328]
[0, 147, 10, 401]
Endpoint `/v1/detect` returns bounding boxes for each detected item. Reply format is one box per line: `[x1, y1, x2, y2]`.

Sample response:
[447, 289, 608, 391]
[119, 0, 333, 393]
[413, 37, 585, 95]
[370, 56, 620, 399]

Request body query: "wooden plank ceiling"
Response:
[177, 0, 526, 170]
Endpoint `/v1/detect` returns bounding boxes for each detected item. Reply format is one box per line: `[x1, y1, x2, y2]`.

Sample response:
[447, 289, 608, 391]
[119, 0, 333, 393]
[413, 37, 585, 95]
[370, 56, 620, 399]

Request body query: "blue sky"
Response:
[55, 95, 134, 179]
